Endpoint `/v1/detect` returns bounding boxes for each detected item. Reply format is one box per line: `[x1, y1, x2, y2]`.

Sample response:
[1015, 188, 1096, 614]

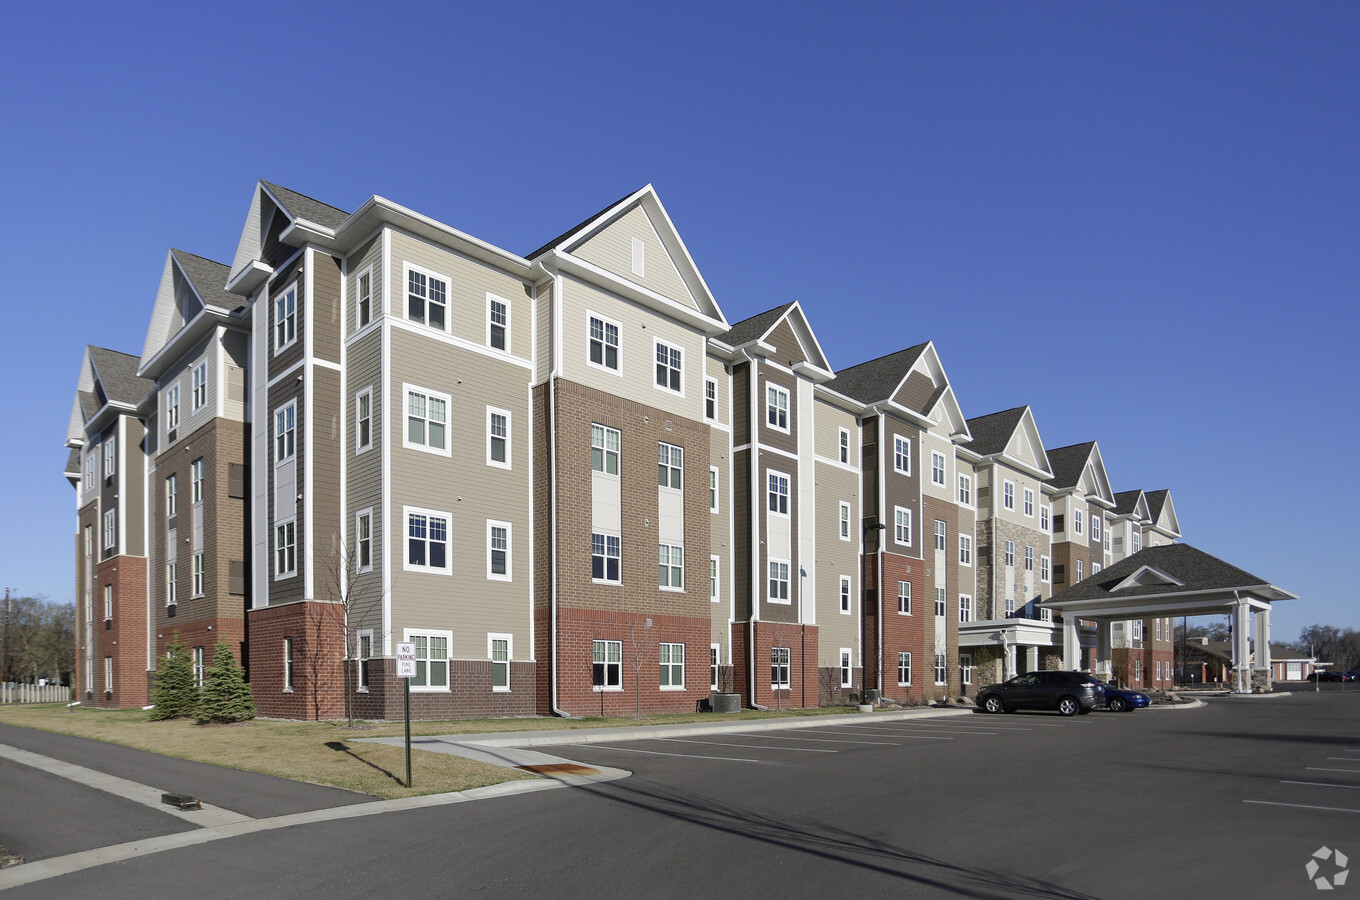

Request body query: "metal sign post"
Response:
[396, 641, 417, 788]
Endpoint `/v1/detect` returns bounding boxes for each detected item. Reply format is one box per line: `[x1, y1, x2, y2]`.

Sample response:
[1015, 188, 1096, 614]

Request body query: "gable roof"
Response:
[721, 301, 833, 377]
[1046, 442, 1097, 489]
[140, 249, 241, 376]
[172, 249, 234, 310]
[962, 406, 1028, 456]
[1112, 489, 1146, 518]
[69, 345, 153, 445]
[1050, 543, 1295, 606]
[229, 180, 351, 290]
[260, 181, 350, 231]
[723, 303, 795, 348]
[831, 343, 930, 405]
[88, 346, 150, 406]
[526, 188, 638, 261]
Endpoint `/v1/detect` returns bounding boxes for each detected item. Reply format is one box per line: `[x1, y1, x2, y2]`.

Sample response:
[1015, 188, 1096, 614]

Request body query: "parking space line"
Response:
[584, 745, 763, 763]
[654, 738, 835, 753]
[1306, 767, 1360, 774]
[877, 721, 1034, 732]
[726, 733, 899, 745]
[1283, 781, 1360, 790]
[860, 725, 1000, 736]
[1326, 758, 1360, 762]
[806, 729, 954, 740]
[1245, 799, 1360, 814]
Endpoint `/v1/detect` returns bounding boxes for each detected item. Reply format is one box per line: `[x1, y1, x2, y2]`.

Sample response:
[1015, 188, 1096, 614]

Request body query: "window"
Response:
[275, 402, 296, 463]
[592, 639, 622, 690]
[958, 474, 972, 505]
[490, 635, 511, 691]
[409, 632, 450, 689]
[1074, 509, 1083, 535]
[275, 284, 297, 351]
[1092, 562, 1101, 575]
[934, 653, 947, 685]
[405, 387, 449, 454]
[356, 268, 372, 328]
[592, 533, 621, 582]
[1025, 545, 1034, 572]
[840, 650, 853, 688]
[894, 507, 912, 546]
[275, 519, 296, 578]
[166, 385, 180, 431]
[768, 560, 790, 603]
[357, 632, 372, 690]
[84, 453, 94, 491]
[1003, 480, 1015, 510]
[659, 643, 684, 689]
[488, 521, 511, 580]
[356, 510, 372, 572]
[771, 647, 791, 689]
[488, 294, 508, 351]
[1133, 531, 1142, 552]
[1023, 488, 1034, 517]
[1092, 515, 1103, 542]
[1053, 563, 1066, 584]
[658, 442, 683, 489]
[591, 424, 620, 475]
[898, 651, 912, 686]
[935, 587, 946, 617]
[840, 503, 852, 540]
[655, 339, 683, 393]
[898, 581, 912, 615]
[767, 472, 789, 515]
[487, 407, 510, 468]
[283, 637, 294, 691]
[710, 645, 720, 690]
[959, 594, 973, 623]
[192, 363, 206, 411]
[893, 436, 911, 474]
[1104, 530, 1111, 552]
[840, 576, 852, 614]
[710, 556, 720, 602]
[104, 584, 112, 620]
[192, 646, 205, 688]
[710, 468, 720, 513]
[1005, 594, 1015, 616]
[103, 509, 116, 550]
[192, 457, 205, 503]
[1004, 540, 1015, 567]
[166, 563, 177, 606]
[104, 656, 113, 694]
[356, 388, 372, 453]
[659, 543, 684, 589]
[766, 384, 789, 431]
[1041, 555, 1050, 582]
[406, 266, 447, 330]
[1075, 559, 1084, 582]
[1135, 660, 1143, 684]
[1041, 506, 1050, 531]
[192, 552, 204, 596]
[103, 436, 116, 479]
[839, 428, 850, 464]
[1155, 618, 1163, 641]
[934, 520, 946, 551]
[166, 474, 177, 518]
[406, 509, 450, 573]
[588, 314, 620, 372]
[959, 534, 973, 566]
[960, 653, 973, 686]
[931, 451, 946, 486]
[704, 378, 717, 420]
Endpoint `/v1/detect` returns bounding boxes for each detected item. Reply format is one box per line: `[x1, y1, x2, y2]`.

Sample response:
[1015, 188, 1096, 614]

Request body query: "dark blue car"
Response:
[1099, 682, 1150, 712]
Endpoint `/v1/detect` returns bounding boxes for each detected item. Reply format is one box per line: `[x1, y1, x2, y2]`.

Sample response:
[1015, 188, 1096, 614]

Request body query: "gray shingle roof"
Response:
[171, 249, 235, 311]
[1052, 543, 1280, 603]
[1112, 489, 1144, 516]
[1046, 442, 1096, 488]
[261, 181, 350, 231]
[64, 448, 81, 476]
[829, 343, 929, 404]
[722, 303, 794, 348]
[525, 188, 641, 260]
[88, 346, 152, 406]
[1145, 489, 1171, 520]
[962, 406, 1028, 456]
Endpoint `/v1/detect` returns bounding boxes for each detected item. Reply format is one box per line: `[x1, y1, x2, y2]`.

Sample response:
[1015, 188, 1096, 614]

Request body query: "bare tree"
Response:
[628, 618, 654, 719]
[315, 531, 393, 726]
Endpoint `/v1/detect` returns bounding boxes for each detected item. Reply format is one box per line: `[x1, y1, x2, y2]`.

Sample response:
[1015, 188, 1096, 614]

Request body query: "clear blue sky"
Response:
[2, 2, 1355, 645]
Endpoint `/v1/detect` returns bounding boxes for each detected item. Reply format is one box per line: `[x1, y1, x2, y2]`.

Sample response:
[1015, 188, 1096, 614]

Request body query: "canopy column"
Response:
[1232, 597, 1252, 693]
[1063, 616, 1080, 670]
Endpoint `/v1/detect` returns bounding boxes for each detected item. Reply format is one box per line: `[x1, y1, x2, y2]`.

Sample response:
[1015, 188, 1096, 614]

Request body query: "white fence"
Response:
[0, 683, 71, 704]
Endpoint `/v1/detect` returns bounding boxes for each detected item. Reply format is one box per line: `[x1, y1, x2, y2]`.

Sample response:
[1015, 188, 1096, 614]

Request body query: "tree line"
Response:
[1, 596, 74, 685]
[1174, 618, 1360, 672]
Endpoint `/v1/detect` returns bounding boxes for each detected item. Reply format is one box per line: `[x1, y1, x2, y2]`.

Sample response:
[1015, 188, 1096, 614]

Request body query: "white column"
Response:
[1233, 599, 1252, 693]
[1255, 607, 1272, 685]
[1063, 616, 1080, 670]
[1096, 621, 1113, 679]
[1026, 645, 1039, 674]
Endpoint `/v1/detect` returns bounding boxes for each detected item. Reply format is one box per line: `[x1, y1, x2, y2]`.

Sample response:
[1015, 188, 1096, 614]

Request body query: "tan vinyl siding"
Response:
[535, 277, 554, 383]
[269, 256, 306, 373]
[571, 204, 697, 310]
[709, 424, 731, 645]
[312, 366, 343, 560]
[348, 231, 383, 334]
[813, 397, 856, 462]
[312, 251, 343, 364]
[815, 462, 860, 657]
[123, 418, 147, 558]
[266, 379, 305, 606]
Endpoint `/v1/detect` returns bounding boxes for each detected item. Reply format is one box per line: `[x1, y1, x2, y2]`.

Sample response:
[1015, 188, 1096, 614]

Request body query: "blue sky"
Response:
[2, 2, 1355, 644]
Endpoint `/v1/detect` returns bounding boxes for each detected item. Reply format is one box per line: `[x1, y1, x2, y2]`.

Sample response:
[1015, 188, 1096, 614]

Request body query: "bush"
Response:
[149, 637, 198, 721]
[195, 639, 255, 724]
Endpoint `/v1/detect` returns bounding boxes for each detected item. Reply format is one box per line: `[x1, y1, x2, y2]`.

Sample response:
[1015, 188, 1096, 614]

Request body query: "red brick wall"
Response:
[878, 552, 929, 701]
[247, 600, 346, 720]
[91, 555, 149, 708]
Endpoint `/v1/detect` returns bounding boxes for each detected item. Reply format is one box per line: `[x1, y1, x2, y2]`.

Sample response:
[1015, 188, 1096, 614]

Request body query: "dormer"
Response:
[959, 405, 1053, 481]
[719, 301, 834, 382]
[227, 181, 351, 297]
[139, 249, 241, 379]
[1044, 441, 1116, 510]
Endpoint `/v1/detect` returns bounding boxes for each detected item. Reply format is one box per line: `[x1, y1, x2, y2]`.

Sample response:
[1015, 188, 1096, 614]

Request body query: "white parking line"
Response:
[1326, 758, 1360, 762]
[853, 725, 1001, 736]
[878, 721, 1034, 732]
[1306, 767, 1360, 774]
[654, 738, 835, 753]
[806, 729, 954, 740]
[1283, 781, 1360, 790]
[584, 745, 762, 763]
[726, 733, 900, 745]
[1245, 799, 1360, 814]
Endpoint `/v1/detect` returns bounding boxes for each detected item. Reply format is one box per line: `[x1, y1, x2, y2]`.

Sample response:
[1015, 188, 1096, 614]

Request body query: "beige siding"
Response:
[572, 204, 697, 310]
[123, 418, 147, 558]
[348, 231, 383, 335]
[535, 277, 554, 383]
[703, 355, 728, 426]
[814, 462, 860, 663]
[312, 251, 343, 365]
[813, 398, 857, 463]
[709, 423, 731, 646]
[345, 326, 384, 630]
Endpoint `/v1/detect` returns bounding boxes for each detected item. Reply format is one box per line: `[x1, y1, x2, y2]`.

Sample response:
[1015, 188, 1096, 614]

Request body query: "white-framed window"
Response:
[592, 424, 620, 475]
[274, 518, 296, 579]
[934, 653, 947, 685]
[958, 474, 972, 506]
[1024, 545, 1034, 572]
[840, 575, 852, 614]
[191, 362, 207, 411]
[487, 520, 511, 580]
[1003, 480, 1015, 510]
[839, 502, 852, 540]
[1092, 515, 1103, 543]
[658, 441, 683, 489]
[165, 385, 180, 431]
[1104, 529, 1111, 552]
[592, 533, 621, 583]
[771, 647, 791, 689]
[1005, 594, 1015, 616]
[191, 457, 204, 504]
[275, 402, 296, 463]
[959, 534, 973, 566]
[283, 637, 294, 691]
[356, 631, 372, 691]
[1133, 531, 1142, 552]
[1133, 619, 1144, 640]
[192, 646, 205, 688]
[489, 634, 511, 691]
[894, 436, 911, 474]
[710, 644, 721, 691]
[83, 452, 95, 491]
[192, 552, 204, 596]
[487, 407, 511, 469]
[275, 283, 297, 352]
[355, 509, 373, 572]
[404, 386, 450, 455]
[588, 313, 621, 373]
[1092, 562, 1102, 575]
[768, 559, 790, 603]
[103, 435, 116, 479]
[767, 471, 789, 515]
[1040, 604, 1052, 623]
[1155, 618, 1163, 641]
[1135, 660, 1143, 684]
[654, 338, 683, 394]
[894, 506, 912, 546]
[934, 519, 946, 551]
[355, 266, 373, 329]
[407, 630, 451, 690]
[840, 649, 853, 688]
[839, 428, 850, 464]
[592, 639, 622, 691]
[710, 467, 720, 513]
[104, 584, 112, 620]
[659, 543, 684, 590]
[105, 656, 113, 693]
[710, 556, 720, 603]
[1041, 555, 1050, 582]
[1023, 488, 1034, 517]
[1004, 540, 1015, 567]
[704, 378, 718, 421]
[103, 509, 116, 550]
[405, 508, 451, 574]
[898, 581, 912, 615]
[406, 264, 447, 331]
[166, 474, 177, 518]
[1075, 559, 1084, 581]
[166, 562, 177, 606]
[355, 388, 372, 453]
[959, 594, 973, 623]
[931, 451, 946, 486]
[487, 293, 509, 352]
[659, 642, 685, 690]
[1074, 509, 1083, 535]
[1041, 506, 1050, 531]
[898, 651, 912, 686]
[960, 653, 973, 686]
[766, 384, 789, 432]
[935, 587, 946, 618]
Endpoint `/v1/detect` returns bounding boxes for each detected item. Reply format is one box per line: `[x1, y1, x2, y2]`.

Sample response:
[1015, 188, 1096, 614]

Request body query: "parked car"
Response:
[1098, 681, 1151, 712]
[975, 671, 1105, 716]
[1340, 671, 1360, 682]
[1309, 671, 1346, 682]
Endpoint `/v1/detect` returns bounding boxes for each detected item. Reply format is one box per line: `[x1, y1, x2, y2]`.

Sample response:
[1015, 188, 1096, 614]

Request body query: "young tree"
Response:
[316, 533, 391, 725]
[149, 637, 197, 720]
[629, 619, 653, 719]
[195, 639, 255, 724]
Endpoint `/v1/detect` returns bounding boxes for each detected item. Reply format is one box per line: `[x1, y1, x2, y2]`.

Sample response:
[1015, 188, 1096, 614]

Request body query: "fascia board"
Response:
[227, 260, 273, 296]
[337, 196, 532, 277]
[639, 190, 727, 329]
[137, 308, 242, 380]
[791, 360, 834, 383]
[707, 337, 738, 361]
[996, 450, 1053, 481]
[556, 254, 728, 335]
[1043, 585, 1294, 617]
[812, 383, 868, 415]
[879, 400, 933, 429]
[280, 218, 337, 249]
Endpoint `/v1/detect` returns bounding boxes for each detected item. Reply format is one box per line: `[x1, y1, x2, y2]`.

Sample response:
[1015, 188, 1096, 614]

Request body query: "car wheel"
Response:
[1057, 696, 1079, 717]
[1109, 696, 1127, 713]
[984, 695, 1006, 714]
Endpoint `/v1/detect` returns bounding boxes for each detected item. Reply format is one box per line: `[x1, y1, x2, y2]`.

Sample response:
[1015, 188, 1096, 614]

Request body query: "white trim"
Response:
[585, 309, 623, 377]
[273, 516, 297, 581]
[709, 466, 720, 513]
[765, 382, 791, 434]
[658, 641, 685, 691]
[355, 508, 374, 573]
[838, 501, 852, 541]
[659, 541, 684, 591]
[652, 336, 685, 397]
[767, 558, 791, 604]
[401, 383, 453, 457]
[838, 427, 851, 465]
[385, 317, 534, 371]
[273, 280, 299, 355]
[893, 434, 912, 475]
[897, 580, 912, 615]
[767, 469, 791, 518]
[703, 376, 718, 422]
[486, 406, 512, 470]
[894, 506, 913, 547]
[355, 386, 373, 455]
[839, 575, 853, 615]
[403, 628, 453, 692]
[710, 555, 721, 603]
[488, 633, 512, 692]
[840, 648, 854, 688]
[354, 264, 374, 332]
[403, 506, 452, 575]
[486, 292, 511, 354]
[487, 520, 512, 581]
[401, 261, 450, 333]
[959, 533, 973, 567]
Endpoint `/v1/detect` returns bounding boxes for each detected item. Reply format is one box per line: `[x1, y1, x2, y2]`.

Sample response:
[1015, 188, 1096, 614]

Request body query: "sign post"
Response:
[396, 641, 417, 788]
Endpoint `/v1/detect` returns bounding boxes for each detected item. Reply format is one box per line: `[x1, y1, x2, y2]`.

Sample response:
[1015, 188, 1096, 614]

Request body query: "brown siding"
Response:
[312, 251, 343, 364]
[895, 370, 936, 414]
[765, 319, 808, 368]
[757, 361, 798, 457]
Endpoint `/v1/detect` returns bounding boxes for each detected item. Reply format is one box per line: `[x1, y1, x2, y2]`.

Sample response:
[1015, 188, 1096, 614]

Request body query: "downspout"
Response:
[535, 259, 571, 718]
[877, 411, 886, 697]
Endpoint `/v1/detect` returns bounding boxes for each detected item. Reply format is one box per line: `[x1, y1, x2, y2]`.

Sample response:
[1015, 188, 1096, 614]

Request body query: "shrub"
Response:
[195, 639, 255, 724]
[149, 637, 198, 721]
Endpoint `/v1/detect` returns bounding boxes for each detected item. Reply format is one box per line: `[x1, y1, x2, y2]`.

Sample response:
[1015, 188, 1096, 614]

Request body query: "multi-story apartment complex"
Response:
[67, 179, 1202, 718]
